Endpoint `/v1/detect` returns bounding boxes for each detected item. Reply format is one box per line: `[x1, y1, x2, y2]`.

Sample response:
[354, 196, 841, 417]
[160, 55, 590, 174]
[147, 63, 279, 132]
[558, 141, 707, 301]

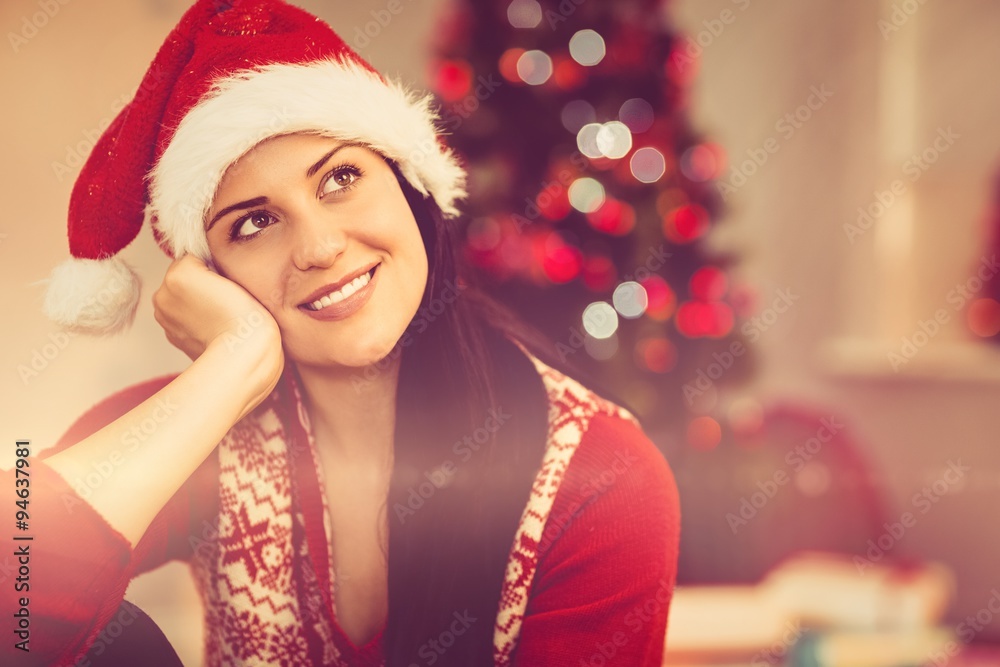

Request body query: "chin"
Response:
[288, 330, 403, 371]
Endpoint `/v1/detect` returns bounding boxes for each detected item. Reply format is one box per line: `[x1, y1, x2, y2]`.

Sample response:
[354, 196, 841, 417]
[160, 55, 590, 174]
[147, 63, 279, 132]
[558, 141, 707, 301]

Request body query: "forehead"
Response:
[215, 134, 384, 191]
[229, 133, 354, 169]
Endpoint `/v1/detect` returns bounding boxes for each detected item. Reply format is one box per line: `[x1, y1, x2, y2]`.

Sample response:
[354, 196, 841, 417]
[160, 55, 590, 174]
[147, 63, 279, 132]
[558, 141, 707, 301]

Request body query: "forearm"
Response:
[43, 338, 278, 546]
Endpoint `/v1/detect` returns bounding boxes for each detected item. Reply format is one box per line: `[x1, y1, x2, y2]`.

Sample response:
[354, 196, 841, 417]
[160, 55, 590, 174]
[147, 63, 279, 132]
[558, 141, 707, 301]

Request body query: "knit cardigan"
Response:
[1, 350, 680, 666]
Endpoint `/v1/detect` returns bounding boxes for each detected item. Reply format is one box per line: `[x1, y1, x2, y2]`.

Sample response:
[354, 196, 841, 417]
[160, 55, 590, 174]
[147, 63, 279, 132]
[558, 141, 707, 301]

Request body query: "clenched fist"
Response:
[152, 254, 283, 371]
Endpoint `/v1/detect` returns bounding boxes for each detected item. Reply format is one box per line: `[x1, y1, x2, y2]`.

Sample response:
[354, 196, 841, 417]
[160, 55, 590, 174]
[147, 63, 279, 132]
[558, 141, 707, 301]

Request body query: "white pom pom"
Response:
[42, 257, 141, 335]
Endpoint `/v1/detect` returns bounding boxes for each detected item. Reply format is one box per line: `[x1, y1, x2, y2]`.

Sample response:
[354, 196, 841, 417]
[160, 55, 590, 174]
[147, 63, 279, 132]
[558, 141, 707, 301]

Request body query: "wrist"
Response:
[202, 326, 284, 415]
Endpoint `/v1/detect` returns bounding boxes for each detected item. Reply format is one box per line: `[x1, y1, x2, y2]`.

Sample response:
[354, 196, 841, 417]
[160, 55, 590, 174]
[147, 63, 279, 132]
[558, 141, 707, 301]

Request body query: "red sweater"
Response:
[2, 370, 680, 666]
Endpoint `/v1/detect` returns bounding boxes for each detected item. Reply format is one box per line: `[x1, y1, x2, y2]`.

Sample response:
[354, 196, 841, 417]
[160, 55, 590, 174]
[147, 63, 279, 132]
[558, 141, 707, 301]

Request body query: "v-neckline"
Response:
[287, 368, 388, 657]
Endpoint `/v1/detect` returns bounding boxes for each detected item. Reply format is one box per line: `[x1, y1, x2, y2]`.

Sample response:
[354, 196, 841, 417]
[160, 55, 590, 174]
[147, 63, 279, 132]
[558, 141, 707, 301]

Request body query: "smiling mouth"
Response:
[301, 265, 378, 311]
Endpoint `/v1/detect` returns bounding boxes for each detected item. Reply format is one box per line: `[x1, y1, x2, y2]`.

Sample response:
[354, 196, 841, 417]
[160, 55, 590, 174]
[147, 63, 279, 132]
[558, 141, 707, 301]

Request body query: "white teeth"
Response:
[308, 270, 371, 311]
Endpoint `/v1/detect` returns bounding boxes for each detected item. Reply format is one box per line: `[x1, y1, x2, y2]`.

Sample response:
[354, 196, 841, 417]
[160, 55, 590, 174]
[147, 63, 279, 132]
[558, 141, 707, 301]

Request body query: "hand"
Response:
[152, 254, 282, 370]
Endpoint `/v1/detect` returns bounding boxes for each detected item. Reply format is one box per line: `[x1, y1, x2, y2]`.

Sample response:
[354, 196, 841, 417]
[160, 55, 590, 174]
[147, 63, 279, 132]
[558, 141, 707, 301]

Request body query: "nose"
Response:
[290, 209, 347, 271]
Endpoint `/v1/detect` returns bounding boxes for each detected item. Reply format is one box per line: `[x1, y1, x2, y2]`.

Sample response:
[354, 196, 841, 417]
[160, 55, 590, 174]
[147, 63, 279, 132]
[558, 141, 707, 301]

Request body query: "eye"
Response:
[231, 211, 277, 241]
[320, 164, 363, 197]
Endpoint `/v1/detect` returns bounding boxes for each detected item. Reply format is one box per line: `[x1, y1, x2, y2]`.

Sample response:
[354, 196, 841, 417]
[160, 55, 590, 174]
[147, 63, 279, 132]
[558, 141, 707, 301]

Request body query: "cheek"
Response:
[361, 205, 426, 268]
[211, 250, 288, 313]
[392, 222, 429, 298]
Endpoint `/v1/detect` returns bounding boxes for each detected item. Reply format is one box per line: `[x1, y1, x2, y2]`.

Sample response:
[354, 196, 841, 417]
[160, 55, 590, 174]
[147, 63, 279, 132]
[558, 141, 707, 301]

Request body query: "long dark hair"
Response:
[382, 161, 602, 665]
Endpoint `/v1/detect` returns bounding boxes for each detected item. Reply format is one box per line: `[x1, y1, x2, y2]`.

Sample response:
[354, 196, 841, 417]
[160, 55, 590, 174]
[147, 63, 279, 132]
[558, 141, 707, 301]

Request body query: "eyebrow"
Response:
[206, 142, 367, 232]
[206, 197, 268, 232]
[306, 141, 364, 178]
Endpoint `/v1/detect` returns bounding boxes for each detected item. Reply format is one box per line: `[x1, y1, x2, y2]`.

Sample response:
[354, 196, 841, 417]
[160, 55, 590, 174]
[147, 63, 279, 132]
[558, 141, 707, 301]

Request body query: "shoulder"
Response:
[44, 374, 181, 458]
[564, 411, 678, 506]
[503, 365, 680, 662]
[513, 339, 680, 560]
[542, 411, 680, 560]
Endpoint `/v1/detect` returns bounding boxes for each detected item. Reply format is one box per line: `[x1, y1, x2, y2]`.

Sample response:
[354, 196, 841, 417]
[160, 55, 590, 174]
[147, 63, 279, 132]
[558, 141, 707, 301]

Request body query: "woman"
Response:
[6, 1, 680, 665]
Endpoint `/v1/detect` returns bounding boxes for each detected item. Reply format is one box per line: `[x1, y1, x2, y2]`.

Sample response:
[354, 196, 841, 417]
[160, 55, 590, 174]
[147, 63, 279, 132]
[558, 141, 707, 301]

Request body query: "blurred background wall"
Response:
[669, 0, 1000, 645]
[2, 0, 1000, 664]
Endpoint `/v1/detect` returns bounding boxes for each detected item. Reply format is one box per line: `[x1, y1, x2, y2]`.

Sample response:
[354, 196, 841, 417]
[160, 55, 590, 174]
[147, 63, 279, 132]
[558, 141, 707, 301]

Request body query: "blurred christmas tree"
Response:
[429, 0, 753, 441]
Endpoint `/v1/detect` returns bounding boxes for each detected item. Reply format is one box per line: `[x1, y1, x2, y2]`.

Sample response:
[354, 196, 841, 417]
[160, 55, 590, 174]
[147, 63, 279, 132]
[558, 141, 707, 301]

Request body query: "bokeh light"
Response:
[498, 231, 531, 271]
[613, 281, 648, 318]
[663, 203, 710, 243]
[596, 121, 632, 159]
[634, 337, 677, 373]
[433, 59, 473, 102]
[689, 266, 729, 300]
[542, 235, 583, 283]
[506, 0, 542, 28]
[583, 255, 616, 292]
[655, 188, 688, 217]
[640, 275, 677, 320]
[630, 147, 667, 183]
[536, 184, 571, 220]
[517, 49, 553, 85]
[552, 56, 587, 90]
[582, 301, 618, 339]
[675, 300, 734, 338]
[665, 42, 700, 86]
[569, 29, 606, 66]
[680, 143, 726, 182]
[586, 198, 635, 235]
[576, 122, 604, 158]
[499, 48, 527, 83]
[568, 177, 606, 213]
[687, 416, 722, 450]
[708, 302, 735, 337]
[968, 298, 1000, 337]
[619, 98, 655, 133]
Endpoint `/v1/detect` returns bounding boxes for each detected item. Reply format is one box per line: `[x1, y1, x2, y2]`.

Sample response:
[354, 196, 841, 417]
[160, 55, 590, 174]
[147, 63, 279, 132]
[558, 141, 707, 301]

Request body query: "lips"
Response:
[298, 262, 379, 310]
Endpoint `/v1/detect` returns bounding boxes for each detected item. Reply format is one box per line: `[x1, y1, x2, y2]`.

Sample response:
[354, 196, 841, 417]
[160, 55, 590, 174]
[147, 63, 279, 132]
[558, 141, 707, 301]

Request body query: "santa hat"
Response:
[43, 0, 466, 335]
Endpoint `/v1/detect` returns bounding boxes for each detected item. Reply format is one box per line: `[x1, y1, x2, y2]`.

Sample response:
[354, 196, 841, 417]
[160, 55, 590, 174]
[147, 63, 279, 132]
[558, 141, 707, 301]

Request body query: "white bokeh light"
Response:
[507, 0, 542, 28]
[568, 177, 605, 213]
[582, 302, 619, 339]
[576, 122, 603, 158]
[630, 147, 666, 183]
[613, 281, 649, 318]
[517, 50, 553, 85]
[569, 29, 606, 67]
[596, 121, 632, 159]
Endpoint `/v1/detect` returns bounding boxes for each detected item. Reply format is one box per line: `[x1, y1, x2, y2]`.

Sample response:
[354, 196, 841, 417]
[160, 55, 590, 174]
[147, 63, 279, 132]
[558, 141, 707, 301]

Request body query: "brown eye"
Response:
[320, 165, 362, 196]
[233, 211, 276, 240]
[334, 170, 355, 187]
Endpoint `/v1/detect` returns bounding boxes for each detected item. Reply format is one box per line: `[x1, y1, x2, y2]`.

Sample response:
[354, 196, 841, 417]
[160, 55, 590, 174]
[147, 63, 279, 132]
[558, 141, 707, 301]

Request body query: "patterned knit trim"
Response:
[191, 376, 355, 666]
[192, 391, 312, 666]
[492, 344, 639, 665]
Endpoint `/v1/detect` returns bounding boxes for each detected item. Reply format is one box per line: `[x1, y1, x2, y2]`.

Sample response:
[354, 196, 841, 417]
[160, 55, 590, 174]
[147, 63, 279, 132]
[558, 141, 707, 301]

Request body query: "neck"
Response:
[293, 353, 400, 468]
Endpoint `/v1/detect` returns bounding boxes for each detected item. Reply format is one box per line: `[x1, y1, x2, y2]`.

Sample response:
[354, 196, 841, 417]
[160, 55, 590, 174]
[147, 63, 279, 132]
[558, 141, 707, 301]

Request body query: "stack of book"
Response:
[663, 551, 956, 667]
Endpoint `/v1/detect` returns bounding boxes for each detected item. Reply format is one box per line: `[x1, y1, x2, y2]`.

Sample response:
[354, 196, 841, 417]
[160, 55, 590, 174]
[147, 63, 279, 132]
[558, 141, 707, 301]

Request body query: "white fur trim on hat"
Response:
[41, 256, 141, 335]
[148, 57, 467, 260]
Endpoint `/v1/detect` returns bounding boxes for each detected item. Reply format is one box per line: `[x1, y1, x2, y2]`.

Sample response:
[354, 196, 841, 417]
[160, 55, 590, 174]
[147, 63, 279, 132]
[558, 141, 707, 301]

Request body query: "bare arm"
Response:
[44, 254, 284, 546]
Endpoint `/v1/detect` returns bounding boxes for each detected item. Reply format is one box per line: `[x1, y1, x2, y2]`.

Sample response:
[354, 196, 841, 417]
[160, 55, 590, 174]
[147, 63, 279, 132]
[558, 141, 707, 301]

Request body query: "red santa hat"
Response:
[43, 0, 466, 335]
